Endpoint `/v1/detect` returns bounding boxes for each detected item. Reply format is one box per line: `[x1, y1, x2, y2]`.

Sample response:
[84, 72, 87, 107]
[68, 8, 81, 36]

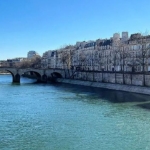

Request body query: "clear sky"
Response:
[0, 0, 150, 60]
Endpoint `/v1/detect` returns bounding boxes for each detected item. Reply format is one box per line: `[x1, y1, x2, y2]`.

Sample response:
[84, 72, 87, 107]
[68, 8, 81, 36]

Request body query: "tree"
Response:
[139, 43, 150, 72]
[79, 51, 87, 69]
[78, 51, 88, 80]
[30, 56, 41, 68]
[137, 42, 150, 86]
[110, 49, 120, 83]
[127, 52, 141, 85]
[93, 50, 105, 82]
[69, 49, 77, 79]
[59, 50, 70, 78]
[16, 59, 30, 68]
[118, 46, 130, 84]
[16, 56, 41, 69]
[60, 50, 67, 77]
[87, 51, 95, 81]
[96, 50, 104, 71]
[127, 57, 141, 72]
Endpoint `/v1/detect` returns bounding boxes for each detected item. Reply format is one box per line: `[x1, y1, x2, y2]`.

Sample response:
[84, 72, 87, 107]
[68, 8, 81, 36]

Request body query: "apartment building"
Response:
[41, 32, 150, 72]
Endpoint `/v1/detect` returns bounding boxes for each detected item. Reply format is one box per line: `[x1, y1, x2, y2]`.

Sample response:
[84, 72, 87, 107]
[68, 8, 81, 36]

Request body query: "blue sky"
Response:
[0, 0, 150, 60]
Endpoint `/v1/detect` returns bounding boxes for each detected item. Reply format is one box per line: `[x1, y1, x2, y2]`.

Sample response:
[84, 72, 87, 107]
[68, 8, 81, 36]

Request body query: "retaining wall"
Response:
[70, 71, 150, 87]
[57, 78, 150, 95]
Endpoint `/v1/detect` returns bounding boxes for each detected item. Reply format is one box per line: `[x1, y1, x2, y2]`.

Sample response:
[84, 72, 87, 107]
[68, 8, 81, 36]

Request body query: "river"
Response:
[1, 75, 150, 150]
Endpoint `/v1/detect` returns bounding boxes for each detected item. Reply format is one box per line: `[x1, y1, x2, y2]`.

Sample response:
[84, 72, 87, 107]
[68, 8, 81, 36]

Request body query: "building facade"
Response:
[0, 60, 9, 67]
[7, 57, 27, 67]
[41, 32, 150, 73]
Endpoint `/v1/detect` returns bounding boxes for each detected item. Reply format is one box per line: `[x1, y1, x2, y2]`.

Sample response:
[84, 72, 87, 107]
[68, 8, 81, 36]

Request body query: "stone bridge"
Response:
[0, 68, 67, 83]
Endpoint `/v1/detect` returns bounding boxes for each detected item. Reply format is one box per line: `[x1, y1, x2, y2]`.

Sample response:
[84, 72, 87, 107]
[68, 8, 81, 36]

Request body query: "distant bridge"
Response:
[0, 68, 66, 83]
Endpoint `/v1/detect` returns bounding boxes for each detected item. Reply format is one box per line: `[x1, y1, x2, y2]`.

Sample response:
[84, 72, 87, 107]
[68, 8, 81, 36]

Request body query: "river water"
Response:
[1, 75, 150, 150]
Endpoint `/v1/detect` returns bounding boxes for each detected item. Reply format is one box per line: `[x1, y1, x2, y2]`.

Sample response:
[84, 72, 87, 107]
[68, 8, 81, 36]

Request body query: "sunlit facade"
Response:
[41, 32, 150, 72]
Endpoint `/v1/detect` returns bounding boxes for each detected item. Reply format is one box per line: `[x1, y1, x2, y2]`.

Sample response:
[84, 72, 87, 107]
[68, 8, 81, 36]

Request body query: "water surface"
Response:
[1, 75, 150, 150]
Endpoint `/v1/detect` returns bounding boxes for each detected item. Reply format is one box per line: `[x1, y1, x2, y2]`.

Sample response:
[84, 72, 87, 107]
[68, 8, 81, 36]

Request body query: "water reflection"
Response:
[1, 75, 150, 150]
[2, 75, 150, 108]
[136, 102, 150, 110]
[53, 83, 150, 104]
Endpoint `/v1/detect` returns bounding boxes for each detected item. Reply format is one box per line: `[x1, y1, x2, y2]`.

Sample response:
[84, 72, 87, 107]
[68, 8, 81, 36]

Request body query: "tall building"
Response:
[27, 51, 39, 59]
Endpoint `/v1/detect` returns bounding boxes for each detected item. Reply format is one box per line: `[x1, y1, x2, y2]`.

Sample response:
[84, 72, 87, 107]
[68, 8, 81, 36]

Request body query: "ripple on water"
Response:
[1, 75, 150, 150]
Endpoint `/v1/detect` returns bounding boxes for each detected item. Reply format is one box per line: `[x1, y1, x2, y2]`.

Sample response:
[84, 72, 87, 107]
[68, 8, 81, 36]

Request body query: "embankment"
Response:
[57, 78, 150, 95]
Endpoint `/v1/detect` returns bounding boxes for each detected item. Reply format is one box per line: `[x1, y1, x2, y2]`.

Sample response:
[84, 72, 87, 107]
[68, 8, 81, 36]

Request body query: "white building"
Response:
[41, 31, 150, 72]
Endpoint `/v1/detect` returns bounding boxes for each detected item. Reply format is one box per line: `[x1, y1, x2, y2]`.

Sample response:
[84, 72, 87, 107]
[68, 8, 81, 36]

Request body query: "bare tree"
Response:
[78, 51, 88, 80]
[30, 56, 41, 68]
[16, 60, 30, 68]
[136, 42, 150, 86]
[118, 46, 130, 84]
[127, 58, 141, 71]
[94, 50, 105, 82]
[68, 49, 77, 79]
[88, 51, 95, 81]
[59, 50, 71, 78]
[127, 52, 141, 85]
[69, 49, 75, 68]
[79, 51, 87, 69]
[138, 43, 150, 72]
[97, 50, 104, 71]
[60, 51, 67, 77]
[110, 49, 120, 83]
[16, 56, 41, 69]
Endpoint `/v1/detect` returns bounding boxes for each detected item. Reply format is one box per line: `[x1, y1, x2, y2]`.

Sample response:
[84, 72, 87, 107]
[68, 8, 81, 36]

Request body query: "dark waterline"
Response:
[1, 75, 150, 150]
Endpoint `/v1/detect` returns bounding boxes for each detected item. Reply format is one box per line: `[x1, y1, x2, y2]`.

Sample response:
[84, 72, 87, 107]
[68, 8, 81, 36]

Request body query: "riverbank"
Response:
[57, 78, 150, 95]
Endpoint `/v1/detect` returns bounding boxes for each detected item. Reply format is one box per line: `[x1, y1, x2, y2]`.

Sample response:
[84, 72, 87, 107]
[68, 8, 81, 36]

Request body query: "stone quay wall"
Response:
[57, 70, 150, 95]
[57, 78, 150, 95]
[65, 71, 150, 87]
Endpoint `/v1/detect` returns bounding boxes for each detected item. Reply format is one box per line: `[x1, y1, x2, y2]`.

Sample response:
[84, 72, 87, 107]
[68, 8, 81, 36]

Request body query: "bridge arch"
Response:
[5, 69, 19, 83]
[21, 70, 42, 82]
[51, 72, 62, 78]
[5, 70, 14, 78]
[22, 70, 41, 77]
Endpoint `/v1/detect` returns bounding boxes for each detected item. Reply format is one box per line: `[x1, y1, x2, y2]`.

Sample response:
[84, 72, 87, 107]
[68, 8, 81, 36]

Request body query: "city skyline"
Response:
[0, 0, 150, 60]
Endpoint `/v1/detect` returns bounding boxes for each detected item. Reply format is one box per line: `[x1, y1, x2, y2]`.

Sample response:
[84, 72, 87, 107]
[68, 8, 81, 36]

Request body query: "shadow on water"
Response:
[136, 102, 150, 110]
[6, 75, 150, 108]
[11, 82, 21, 86]
[9, 77, 38, 86]
[53, 82, 150, 104]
